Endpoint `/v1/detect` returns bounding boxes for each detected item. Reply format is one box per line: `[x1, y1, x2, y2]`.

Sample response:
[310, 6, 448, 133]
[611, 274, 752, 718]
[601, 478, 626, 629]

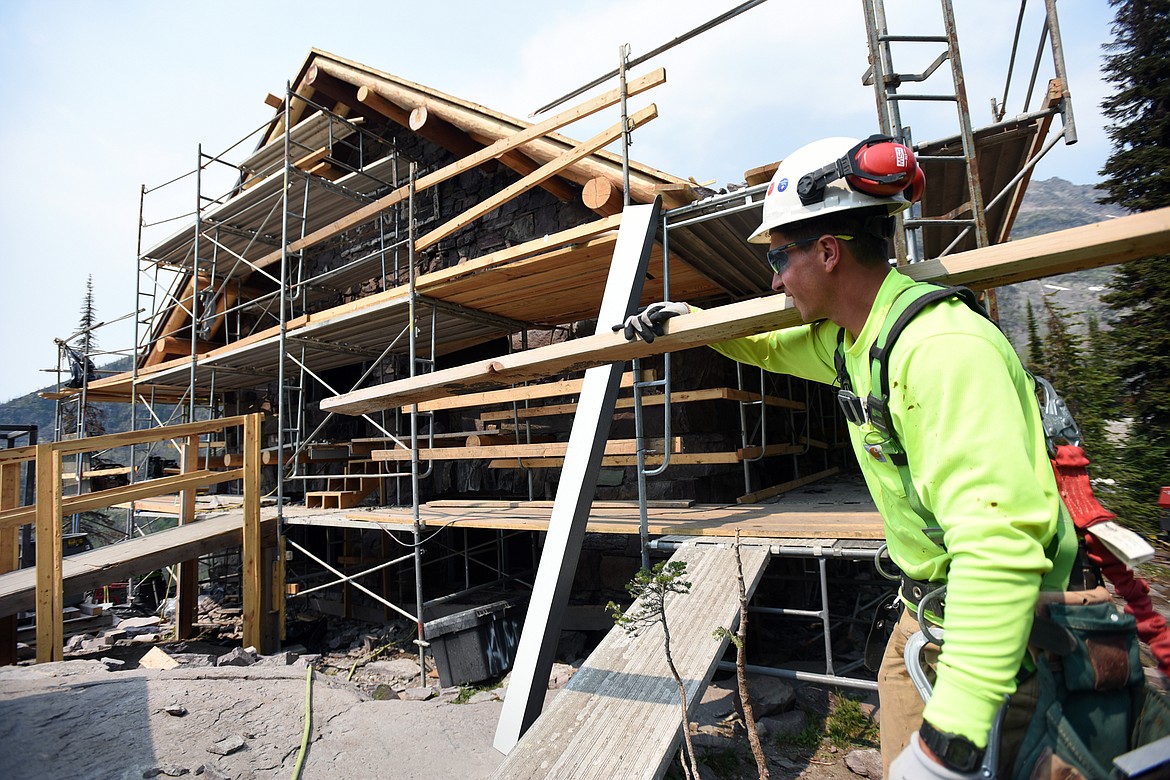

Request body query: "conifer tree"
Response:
[1097, 0, 1170, 531]
[1025, 299, 1046, 375]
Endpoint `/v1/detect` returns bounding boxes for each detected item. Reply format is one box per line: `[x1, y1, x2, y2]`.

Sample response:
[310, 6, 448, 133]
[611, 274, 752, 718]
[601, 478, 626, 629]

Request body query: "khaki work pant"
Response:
[878, 608, 1039, 778]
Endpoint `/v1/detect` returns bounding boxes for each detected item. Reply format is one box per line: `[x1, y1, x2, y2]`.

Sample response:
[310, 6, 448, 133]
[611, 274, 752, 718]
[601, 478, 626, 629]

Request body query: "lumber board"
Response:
[494, 544, 769, 779]
[415, 103, 658, 252]
[487, 451, 797, 468]
[424, 499, 695, 509]
[50, 416, 249, 457]
[479, 386, 804, 422]
[322, 207, 1170, 416]
[336, 499, 885, 539]
[737, 467, 842, 504]
[370, 438, 678, 461]
[239, 67, 667, 277]
[0, 469, 244, 531]
[412, 370, 648, 413]
[0, 513, 276, 618]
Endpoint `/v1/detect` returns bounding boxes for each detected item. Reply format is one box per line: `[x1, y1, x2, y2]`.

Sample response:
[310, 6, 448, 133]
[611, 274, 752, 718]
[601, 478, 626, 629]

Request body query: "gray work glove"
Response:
[889, 733, 984, 780]
[614, 301, 690, 343]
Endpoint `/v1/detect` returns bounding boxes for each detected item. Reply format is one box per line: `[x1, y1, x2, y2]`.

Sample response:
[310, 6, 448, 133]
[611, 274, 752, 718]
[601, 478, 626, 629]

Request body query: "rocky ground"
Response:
[3, 556, 1168, 780]
[0, 602, 881, 780]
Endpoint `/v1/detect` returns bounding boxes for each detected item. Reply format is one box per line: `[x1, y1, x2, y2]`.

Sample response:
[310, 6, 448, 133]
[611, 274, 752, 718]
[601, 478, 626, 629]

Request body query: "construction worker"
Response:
[618, 136, 1078, 778]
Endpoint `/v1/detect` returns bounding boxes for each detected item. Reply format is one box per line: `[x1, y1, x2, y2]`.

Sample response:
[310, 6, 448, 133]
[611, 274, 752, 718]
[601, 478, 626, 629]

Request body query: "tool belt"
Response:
[900, 574, 943, 617]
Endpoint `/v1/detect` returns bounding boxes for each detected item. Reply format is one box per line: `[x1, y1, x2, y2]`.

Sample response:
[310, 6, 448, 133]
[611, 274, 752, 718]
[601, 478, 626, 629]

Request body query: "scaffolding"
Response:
[32, 0, 1079, 687]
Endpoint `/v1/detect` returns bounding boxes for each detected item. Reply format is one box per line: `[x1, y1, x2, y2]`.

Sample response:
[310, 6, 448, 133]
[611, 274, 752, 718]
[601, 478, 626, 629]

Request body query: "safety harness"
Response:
[833, 282, 989, 532]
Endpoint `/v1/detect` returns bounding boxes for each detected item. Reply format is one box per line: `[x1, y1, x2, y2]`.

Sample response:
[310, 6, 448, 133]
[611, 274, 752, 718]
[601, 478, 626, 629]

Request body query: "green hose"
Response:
[290, 665, 313, 780]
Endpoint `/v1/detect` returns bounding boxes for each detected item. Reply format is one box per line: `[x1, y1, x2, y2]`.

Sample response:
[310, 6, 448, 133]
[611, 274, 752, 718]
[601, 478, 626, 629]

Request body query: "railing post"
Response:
[176, 433, 200, 639]
[0, 462, 20, 665]
[242, 414, 263, 651]
[35, 445, 63, 663]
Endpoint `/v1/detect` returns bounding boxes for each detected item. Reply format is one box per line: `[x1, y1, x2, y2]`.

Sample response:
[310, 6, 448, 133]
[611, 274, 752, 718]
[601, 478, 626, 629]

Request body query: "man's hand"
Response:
[889, 733, 982, 780]
[614, 301, 690, 343]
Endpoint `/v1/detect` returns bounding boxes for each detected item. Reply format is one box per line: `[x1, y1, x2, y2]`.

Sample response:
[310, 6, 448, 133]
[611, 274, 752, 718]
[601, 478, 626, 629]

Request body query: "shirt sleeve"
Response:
[708, 319, 839, 385]
[893, 331, 1056, 744]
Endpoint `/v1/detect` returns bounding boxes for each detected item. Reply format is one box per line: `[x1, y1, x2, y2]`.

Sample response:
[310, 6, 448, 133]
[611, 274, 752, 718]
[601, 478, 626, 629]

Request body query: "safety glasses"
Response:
[766, 234, 855, 275]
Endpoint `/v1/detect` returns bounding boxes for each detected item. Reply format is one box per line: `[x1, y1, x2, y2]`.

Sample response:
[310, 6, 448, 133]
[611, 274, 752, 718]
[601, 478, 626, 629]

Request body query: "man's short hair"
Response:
[783, 206, 894, 266]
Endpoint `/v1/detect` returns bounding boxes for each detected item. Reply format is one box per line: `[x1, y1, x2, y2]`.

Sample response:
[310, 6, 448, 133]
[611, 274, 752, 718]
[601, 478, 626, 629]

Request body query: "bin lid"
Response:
[423, 598, 525, 638]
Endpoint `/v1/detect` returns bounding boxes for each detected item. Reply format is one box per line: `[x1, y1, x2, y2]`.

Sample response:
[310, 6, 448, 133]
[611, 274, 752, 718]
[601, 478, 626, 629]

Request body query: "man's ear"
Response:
[820, 234, 842, 273]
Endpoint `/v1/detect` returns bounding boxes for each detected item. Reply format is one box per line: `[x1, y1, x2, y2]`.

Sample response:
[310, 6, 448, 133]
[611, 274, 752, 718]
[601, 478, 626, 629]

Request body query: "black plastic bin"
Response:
[423, 598, 526, 687]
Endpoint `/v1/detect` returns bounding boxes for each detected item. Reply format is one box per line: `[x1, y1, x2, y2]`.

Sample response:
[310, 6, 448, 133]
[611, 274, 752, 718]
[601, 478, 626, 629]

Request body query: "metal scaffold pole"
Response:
[407, 162, 427, 685]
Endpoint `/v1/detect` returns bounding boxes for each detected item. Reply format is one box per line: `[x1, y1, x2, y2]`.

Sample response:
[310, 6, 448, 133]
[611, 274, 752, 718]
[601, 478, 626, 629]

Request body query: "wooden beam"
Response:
[415, 103, 658, 252]
[176, 435, 199, 641]
[479, 387, 804, 422]
[370, 438, 678, 462]
[263, 93, 283, 109]
[312, 57, 680, 199]
[322, 207, 1170, 415]
[242, 414, 263, 652]
[0, 469, 243, 532]
[582, 177, 624, 217]
[413, 370, 645, 413]
[50, 415, 249, 458]
[0, 463, 19, 664]
[237, 67, 667, 278]
[744, 160, 781, 187]
[488, 450, 799, 468]
[35, 446, 62, 663]
[737, 467, 841, 505]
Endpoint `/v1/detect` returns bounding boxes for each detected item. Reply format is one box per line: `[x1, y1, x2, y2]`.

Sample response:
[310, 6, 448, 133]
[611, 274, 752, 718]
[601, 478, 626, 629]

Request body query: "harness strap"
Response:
[1051, 443, 1170, 675]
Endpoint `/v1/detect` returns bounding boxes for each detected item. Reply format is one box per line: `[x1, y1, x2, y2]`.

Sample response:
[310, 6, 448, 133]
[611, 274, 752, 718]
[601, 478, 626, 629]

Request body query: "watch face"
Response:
[922, 722, 983, 773]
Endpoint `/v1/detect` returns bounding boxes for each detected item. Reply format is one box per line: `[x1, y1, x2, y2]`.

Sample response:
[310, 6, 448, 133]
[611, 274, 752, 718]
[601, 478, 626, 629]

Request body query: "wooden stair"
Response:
[304, 458, 399, 510]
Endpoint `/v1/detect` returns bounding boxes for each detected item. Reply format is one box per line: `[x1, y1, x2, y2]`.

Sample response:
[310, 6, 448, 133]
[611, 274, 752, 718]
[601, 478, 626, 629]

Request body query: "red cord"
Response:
[1051, 444, 1170, 676]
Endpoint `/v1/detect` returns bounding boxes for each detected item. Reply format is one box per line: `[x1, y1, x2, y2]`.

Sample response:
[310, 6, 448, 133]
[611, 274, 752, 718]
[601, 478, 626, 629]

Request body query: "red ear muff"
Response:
[907, 166, 926, 204]
[796, 134, 923, 206]
[847, 140, 920, 198]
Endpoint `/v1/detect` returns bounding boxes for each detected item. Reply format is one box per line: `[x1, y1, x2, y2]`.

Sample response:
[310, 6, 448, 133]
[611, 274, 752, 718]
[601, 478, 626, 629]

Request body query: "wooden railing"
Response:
[0, 414, 264, 663]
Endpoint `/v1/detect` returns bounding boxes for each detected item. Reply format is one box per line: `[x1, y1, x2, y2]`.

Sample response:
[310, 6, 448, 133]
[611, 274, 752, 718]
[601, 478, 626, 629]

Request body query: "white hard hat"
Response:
[747, 136, 921, 244]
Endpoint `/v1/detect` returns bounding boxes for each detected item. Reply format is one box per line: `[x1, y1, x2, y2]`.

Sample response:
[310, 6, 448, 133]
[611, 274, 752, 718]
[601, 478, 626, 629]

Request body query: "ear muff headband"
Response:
[796, 134, 923, 207]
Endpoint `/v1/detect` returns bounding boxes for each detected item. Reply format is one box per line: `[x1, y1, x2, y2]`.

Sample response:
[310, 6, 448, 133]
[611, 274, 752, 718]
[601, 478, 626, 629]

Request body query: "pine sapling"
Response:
[608, 560, 702, 780]
[713, 531, 769, 779]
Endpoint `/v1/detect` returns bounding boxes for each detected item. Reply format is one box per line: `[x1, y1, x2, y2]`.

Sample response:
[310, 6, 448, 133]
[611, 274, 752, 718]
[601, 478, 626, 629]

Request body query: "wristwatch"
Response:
[919, 720, 984, 774]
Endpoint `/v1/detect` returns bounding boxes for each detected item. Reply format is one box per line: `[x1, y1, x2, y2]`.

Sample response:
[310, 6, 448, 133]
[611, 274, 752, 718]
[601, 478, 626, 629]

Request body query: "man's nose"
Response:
[771, 273, 784, 293]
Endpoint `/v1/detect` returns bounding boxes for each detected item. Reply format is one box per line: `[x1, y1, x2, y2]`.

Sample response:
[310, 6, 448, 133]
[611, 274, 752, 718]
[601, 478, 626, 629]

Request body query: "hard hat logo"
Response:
[747, 135, 924, 244]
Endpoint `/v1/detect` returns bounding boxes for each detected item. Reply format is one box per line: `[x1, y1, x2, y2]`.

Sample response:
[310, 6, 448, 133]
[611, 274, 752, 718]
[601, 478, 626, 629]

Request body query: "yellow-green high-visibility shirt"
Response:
[707, 270, 1076, 746]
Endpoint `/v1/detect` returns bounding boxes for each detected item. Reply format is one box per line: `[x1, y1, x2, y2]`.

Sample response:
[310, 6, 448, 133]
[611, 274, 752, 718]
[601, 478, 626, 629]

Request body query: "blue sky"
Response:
[0, 0, 1118, 403]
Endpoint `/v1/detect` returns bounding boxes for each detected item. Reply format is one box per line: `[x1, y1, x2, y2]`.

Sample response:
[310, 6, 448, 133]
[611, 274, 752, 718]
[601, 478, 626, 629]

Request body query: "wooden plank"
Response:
[238, 68, 667, 277]
[0, 463, 19, 664]
[479, 387, 804, 422]
[0, 513, 276, 618]
[494, 544, 769, 779]
[415, 104, 658, 253]
[737, 467, 842, 504]
[0, 469, 243, 531]
[176, 435, 199, 641]
[50, 415, 249, 457]
[322, 206, 1170, 416]
[242, 414, 263, 652]
[413, 370, 646, 413]
[424, 499, 695, 509]
[370, 438, 678, 462]
[495, 200, 662, 751]
[35, 446, 62, 663]
[487, 449, 800, 469]
[0, 445, 36, 466]
[342, 502, 884, 540]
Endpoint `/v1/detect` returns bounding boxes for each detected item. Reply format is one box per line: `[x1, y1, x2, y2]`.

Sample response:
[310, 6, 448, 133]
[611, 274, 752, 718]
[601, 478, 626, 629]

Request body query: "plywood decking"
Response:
[493, 543, 770, 779]
[0, 513, 277, 618]
[311, 499, 884, 539]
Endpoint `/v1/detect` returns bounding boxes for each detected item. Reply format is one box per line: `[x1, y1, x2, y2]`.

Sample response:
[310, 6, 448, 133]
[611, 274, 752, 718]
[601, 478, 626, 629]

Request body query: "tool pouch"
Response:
[1012, 588, 1169, 780]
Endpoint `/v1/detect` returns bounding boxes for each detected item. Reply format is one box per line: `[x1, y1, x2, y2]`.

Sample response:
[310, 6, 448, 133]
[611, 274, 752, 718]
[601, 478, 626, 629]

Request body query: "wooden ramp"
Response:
[0, 513, 275, 618]
[494, 543, 770, 780]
